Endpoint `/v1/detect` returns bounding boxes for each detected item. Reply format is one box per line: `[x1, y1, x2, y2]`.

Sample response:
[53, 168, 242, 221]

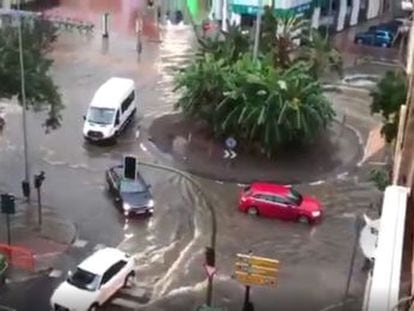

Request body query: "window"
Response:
[286, 188, 303, 206]
[101, 260, 127, 285]
[120, 179, 146, 193]
[121, 91, 135, 113]
[67, 268, 100, 291]
[87, 107, 115, 125]
[271, 196, 287, 205]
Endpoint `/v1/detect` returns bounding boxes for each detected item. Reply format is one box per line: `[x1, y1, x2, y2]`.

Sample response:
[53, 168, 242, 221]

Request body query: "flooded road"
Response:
[0, 2, 383, 310]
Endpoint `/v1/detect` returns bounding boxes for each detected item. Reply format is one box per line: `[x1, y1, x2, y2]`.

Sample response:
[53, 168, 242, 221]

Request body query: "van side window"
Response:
[121, 91, 135, 113]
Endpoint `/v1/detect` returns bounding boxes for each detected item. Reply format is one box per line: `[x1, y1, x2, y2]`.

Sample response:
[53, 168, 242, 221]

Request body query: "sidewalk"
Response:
[0, 201, 77, 283]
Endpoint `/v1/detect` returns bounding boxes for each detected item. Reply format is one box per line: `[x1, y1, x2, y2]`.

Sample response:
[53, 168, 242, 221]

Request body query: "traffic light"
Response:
[34, 171, 45, 189]
[205, 247, 215, 267]
[124, 155, 137, 180]
[1, 194, 15, 214]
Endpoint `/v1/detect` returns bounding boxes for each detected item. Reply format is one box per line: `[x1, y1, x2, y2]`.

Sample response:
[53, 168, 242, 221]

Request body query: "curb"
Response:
[145, 118, 365, 187]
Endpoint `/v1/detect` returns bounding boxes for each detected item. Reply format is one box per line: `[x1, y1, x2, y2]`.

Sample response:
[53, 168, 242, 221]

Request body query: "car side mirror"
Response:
[147, 185, 152, 189]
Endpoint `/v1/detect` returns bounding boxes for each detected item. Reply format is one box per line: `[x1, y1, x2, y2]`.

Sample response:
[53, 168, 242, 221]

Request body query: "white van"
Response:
[83, 77, 136, 142]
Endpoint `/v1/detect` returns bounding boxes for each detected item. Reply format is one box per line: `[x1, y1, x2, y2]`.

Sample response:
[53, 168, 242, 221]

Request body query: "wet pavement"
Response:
[0, 2, 392, 311]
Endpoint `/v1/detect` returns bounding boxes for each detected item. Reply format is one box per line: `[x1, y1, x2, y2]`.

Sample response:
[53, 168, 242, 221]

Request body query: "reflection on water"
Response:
[39, 0, 210, 35]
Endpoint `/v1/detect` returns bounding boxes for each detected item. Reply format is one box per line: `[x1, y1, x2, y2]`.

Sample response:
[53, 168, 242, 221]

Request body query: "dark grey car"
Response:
[105, 165, 154, 217]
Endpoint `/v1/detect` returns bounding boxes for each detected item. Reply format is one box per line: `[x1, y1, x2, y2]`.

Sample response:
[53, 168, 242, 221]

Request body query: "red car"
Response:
[238, 182, 322, 224]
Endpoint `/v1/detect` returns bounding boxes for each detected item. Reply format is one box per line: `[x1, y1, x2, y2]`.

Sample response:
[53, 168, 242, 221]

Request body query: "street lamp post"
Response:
[16, 0, 31, 199]
[252, 0, 264, 62]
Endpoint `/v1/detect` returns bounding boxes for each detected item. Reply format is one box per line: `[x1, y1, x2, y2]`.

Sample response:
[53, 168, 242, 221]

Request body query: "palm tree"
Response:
[298, 29, 342, 79]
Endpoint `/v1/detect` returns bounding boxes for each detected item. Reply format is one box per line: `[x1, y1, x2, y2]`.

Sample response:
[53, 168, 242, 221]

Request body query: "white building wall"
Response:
[350, 0, 361, 25]
[336, 0, 347, 31]
[367, 0, 380, 19]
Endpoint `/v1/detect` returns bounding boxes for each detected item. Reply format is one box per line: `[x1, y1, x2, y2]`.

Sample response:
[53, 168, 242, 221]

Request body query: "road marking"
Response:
[135, 130, 140, 139]
[73, 239, 88, 248]
[140, 143, 148, 152]
[49, 269, 63, 278]
[110, 298, 140, 309]
[237, 183, 248, 187]
[337, 172, 349, 180]
[308, 180, 325, 186]
[215, 180, 224, 184]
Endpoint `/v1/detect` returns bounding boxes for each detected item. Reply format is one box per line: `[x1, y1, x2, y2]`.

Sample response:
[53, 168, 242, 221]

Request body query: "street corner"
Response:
[147, 114, 364, 185]
[0, 210, 77, 275]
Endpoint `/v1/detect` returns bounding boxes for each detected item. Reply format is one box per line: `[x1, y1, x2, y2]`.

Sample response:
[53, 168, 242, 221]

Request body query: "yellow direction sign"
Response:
[235, 271, 277, 287]
[236, 254, 279, 269]
[235, 262, 278, 277]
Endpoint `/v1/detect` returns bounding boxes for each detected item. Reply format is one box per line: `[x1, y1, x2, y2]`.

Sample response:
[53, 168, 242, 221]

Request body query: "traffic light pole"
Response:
[37, 186, 42, 226]
[6, 214, 11, 245]
[242, 286, 252, 311]
[138, 161, 217, 306]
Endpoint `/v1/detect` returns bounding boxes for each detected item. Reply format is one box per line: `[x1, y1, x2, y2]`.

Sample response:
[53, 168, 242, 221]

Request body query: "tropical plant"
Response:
[195, 22, 251, 63]
[299, 29, 342, 79]
[175, 53, 335, 155]
[0, 15, 62, 130]
[370, 70, 407, 143]
[369, 168, 391, 192]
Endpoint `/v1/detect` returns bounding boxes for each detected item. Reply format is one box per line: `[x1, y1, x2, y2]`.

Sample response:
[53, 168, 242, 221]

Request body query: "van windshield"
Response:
[87, 107, 115, 125]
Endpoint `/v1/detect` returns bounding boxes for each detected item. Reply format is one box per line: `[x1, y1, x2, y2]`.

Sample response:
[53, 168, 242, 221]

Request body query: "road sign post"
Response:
[34, 171, 45, 227]
[234, 252, 279, 310]
[224, 137, 237, 166]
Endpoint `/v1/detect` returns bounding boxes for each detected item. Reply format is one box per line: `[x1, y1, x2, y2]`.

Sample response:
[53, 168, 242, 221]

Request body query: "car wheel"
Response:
[298, 216, 310, 224]
[123, 271, 135, 288]
[88, 303, 99, 311]
[246, 206, 259, 217]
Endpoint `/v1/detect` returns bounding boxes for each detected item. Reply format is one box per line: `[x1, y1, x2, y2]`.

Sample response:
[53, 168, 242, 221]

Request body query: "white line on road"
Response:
[308, 180, 325, 186]
[336, 172, 349, 180]
[140, 143, 148, 152]
[48, 269, 63, 278]
[73, 239, 88, 248]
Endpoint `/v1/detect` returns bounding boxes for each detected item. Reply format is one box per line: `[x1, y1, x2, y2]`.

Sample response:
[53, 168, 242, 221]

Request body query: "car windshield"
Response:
[87, 107, 115, 125]
[120, 179, 146, 193]
[287, 188, 303, 206]
[67, 268, 100, 291]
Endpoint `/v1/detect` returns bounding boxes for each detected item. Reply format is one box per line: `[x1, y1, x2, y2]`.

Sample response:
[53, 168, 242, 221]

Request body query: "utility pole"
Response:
[16, 0, 30, 200]
[252, 0, 263, 62]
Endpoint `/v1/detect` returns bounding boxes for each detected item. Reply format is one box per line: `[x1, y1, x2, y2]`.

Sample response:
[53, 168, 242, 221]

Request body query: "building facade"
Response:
[209, 0, 392, 32]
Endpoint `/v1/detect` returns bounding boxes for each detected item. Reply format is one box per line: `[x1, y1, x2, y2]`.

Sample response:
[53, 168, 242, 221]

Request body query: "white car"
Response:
[50, 247, 135, 311]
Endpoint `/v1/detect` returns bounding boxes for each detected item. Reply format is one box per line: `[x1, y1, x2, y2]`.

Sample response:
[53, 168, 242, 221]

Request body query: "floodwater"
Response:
[0, 2, 380, 310]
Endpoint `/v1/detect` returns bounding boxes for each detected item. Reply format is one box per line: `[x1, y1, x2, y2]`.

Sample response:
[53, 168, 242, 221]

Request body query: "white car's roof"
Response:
[90, 77, 134, 109]
[78, 248, 127, 275]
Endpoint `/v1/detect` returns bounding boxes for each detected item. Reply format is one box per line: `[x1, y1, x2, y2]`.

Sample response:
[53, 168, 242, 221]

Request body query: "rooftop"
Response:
[90, 77, 134, 109]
